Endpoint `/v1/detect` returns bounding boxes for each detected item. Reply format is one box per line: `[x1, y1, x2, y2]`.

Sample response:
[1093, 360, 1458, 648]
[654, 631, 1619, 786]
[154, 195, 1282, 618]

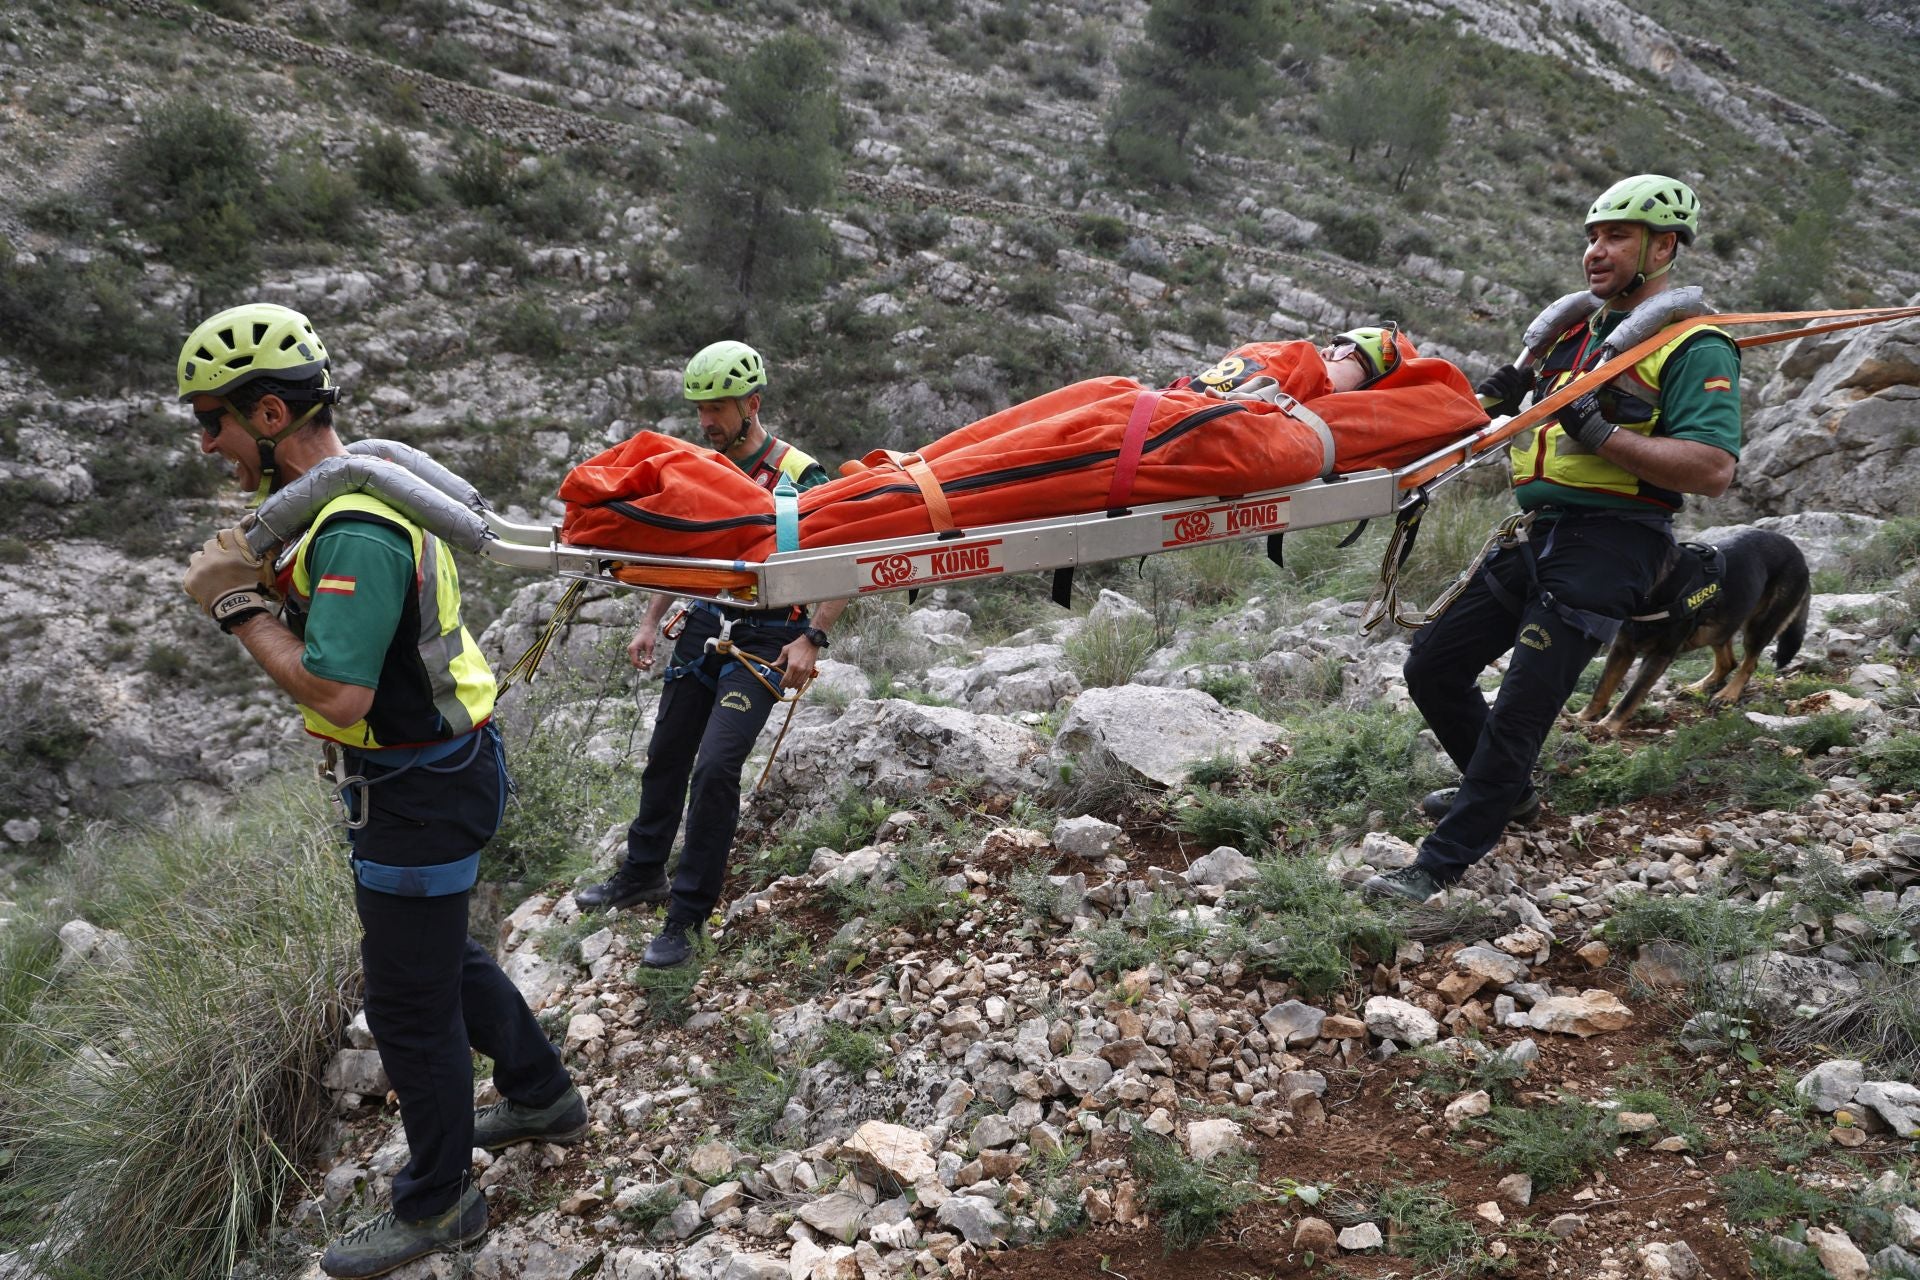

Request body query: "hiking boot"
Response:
[576, 863, 669, 912]
[1419, 785, 1541, 826]
[320, 1184, 487, 1279]
[642, 919, 698, 969]
[473, 1084, 588, 1151]
[1362, 864, 1448, 904]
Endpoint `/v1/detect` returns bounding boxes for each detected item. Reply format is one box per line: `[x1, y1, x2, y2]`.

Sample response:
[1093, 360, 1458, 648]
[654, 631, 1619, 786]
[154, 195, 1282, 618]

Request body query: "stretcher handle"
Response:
[1396, 303, 1920, 493]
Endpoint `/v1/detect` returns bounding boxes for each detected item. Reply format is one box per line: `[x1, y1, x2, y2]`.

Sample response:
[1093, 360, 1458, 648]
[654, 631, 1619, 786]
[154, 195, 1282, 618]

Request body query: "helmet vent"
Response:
[252, 323, 270, 344]
[229, 355, 254, 370]
[195, 346, 213, 362]
[218, 327, 235, 349]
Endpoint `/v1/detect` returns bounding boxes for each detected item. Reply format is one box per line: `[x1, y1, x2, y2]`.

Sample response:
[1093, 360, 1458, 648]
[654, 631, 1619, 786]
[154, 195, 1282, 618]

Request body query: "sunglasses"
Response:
[193, 401, 235, 441]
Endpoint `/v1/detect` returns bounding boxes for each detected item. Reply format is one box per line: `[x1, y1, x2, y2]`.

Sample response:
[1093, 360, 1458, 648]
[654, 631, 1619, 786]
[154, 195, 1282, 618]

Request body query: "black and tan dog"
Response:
[1576, 528, 1811, 736]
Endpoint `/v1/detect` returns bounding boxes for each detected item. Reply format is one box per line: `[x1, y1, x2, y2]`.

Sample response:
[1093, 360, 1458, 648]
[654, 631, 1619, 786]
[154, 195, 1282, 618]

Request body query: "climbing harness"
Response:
[662, 607, 813, 794]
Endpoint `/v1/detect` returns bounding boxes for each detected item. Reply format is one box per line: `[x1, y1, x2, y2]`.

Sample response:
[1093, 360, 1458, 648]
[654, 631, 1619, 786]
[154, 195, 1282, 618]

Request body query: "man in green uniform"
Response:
[1368, 175, 1741, 902]
[178, 303, 585, 1276]
[577, 341, 848, 968]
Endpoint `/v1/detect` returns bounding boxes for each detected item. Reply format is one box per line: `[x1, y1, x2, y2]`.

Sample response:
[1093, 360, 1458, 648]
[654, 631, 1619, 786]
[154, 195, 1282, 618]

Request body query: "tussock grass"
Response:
[1858, 729, 1920, 796]
[1064, 611, 1160, 689]
[1373, 1181, 1489, 1270]
[0, 780, 358, 1280]
[717, 1015, 799, 1148]
[1177, 788, 1291, 854]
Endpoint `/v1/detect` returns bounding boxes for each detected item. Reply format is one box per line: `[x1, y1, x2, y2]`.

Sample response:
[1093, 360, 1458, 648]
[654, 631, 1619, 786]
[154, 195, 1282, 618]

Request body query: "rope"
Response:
[696, 630, 814, 795]
[497, 579, 587, 694]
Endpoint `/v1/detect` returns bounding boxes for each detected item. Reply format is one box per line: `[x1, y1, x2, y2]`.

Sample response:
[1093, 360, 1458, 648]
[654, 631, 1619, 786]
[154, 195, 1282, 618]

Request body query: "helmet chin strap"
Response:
[1598, 227, 1675, 311]
[246, 403, 324, 506]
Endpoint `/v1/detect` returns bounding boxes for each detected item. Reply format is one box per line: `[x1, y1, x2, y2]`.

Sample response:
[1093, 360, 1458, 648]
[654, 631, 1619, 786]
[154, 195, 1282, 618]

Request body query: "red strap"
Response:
[1106, 390, 1160, 512]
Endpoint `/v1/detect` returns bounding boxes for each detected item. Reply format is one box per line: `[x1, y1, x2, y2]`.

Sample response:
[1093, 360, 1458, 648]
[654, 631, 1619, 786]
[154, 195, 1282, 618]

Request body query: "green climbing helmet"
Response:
[176, 303, 332, 401]
[1328, 323, 1417, 386]
[1585, 174, 1700, 246]
[683, 340, 768, 402]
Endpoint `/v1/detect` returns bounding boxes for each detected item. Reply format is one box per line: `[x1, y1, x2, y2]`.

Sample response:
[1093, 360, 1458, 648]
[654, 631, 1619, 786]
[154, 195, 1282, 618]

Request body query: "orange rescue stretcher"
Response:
[474, 308, 1920, 613]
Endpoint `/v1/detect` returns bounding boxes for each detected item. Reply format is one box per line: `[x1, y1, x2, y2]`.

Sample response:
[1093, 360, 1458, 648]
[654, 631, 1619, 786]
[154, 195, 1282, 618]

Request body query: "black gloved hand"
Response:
[1475, 364, 1532, 417]
[1557, 392, 1617, 452]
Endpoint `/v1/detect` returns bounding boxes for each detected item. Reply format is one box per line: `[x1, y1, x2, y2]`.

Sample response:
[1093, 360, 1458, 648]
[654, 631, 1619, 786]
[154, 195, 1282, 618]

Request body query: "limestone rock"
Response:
[1260, 1000, 1326, 1046]
[1337, 1222, 1383, 1251]
[1184, 846, 1259, 889]
[1526, 989, 1633, 1037]
[1183, 1118, 1248, 1163]
[1797, 1059, 1865, 1112]
[1856, 1081, 1920, 1137]
[1052, 815, 1122, 860]
[1052, 685, 1282, 788]
[1293, 1217, 1337, 1253]
[322, 1049, 390, 1096]
[1363, 996, 1440, 1046]
[1808, 1226, 1870, 1280]
[835, 1121, 936, 1186]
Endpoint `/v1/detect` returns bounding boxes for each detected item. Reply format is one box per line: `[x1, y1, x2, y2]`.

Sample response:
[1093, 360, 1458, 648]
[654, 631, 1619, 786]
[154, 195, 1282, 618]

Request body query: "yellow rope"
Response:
[498, 579, 587, 695]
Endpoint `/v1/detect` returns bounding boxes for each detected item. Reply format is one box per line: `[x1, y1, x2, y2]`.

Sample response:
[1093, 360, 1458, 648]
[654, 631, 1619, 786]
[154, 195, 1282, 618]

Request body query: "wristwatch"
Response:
[803, 626, 831, 650]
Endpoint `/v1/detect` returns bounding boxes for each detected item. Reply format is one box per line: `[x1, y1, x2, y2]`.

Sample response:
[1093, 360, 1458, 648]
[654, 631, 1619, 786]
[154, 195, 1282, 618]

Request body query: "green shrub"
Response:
[1264, 705, 1454, 837]
[1226, 852, 1399, 996]
[814, 1023, 884, 1075]
[510, 164, 596, 241]
[1131, 1131, 1257, 1252]
[488, 638, 644, 885]
[1475, 1097, 1614, 1192]
[356, 129, 439, 211]
[1858, 730, 1920, 795]
[446, 135, 516, 208]
[887, 209, 949, 251]
[113, 97, 263, 287]
[493, 298, 568, 358]
[259, 153, 362, 241]
[749, 785, 892, 884]
[0, 782, 357, 1279]
[843, 0, 902, 39]
[1005, 272, 1058, 315]
[1075, 213, 1129, 253]
[717, 1015, 799, 1147]
[0, 242, 174, 388]
[1548, 713, 1820, 813]
[1374, 1181, 1483, 1267]
[1179, 788, 1289, 853]
[1321, 210, 1383, 262]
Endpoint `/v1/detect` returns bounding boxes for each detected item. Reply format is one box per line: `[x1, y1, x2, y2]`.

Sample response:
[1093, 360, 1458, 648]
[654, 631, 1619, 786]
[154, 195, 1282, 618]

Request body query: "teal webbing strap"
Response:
[352, 851, 481, 897]
[773, 475, 799, 553]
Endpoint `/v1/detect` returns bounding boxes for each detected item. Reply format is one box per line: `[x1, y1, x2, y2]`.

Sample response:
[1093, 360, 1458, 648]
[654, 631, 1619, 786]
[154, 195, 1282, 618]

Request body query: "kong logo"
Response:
[1160, 497, 1290, 547]
[857, 540, 1004, 592]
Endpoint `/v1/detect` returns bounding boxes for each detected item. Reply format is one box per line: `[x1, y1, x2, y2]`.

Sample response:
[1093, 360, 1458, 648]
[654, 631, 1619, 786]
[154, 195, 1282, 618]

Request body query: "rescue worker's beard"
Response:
[712, 409, 751, 454]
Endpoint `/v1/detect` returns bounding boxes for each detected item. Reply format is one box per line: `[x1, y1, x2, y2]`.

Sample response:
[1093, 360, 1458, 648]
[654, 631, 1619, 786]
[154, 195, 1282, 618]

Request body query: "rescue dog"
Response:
[1576, 527, 1811, 736]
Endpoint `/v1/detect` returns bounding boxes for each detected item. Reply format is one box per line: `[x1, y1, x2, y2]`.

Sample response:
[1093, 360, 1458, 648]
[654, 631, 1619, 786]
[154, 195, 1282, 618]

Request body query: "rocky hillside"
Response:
[1, 0, 1919, 861]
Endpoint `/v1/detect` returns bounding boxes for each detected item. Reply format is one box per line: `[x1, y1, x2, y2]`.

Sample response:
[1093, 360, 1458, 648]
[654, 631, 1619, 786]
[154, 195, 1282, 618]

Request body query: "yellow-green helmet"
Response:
[1328, 324, 1417, 386]
[683, 340, 767, 402]
[176, 303, 332, 401]
[1585, 174, 1700, 246]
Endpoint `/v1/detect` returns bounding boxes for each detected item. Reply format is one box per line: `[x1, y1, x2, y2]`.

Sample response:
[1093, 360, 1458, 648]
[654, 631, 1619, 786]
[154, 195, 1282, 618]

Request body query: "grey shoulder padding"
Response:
[1523, 290, 1603, 358]
[1597, 286, 1712, 358]
[246, 444, 495, 559]
[346, 439, 493, 514]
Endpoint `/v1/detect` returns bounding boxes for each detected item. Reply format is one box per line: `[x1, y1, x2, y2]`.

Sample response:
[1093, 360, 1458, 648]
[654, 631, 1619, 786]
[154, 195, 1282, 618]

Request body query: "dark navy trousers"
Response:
[623, 606, 804, 928]
[1405, 512, 1672, 883]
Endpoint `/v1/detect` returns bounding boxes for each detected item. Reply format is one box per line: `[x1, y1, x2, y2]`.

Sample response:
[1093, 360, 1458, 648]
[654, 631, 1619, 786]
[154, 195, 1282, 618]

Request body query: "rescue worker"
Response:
[576, 340, 848, 968]
[1366, 175, 1741, 902]
[177, 303, 585, 1277]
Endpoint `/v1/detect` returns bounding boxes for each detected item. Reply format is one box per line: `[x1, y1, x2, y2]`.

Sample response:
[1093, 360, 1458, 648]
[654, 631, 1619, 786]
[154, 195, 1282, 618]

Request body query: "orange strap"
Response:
[611, 564, 760, 594]
[1398, 304, 1920, 492]
[880, 450, 957, 533]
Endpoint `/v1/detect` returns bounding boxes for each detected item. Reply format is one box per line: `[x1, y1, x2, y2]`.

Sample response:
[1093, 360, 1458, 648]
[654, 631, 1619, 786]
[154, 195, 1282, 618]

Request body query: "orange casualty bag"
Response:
[558, 340, 1488, 562]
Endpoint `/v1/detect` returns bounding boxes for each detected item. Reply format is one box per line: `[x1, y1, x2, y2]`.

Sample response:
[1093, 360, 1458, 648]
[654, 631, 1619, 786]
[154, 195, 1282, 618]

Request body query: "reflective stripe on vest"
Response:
[744, 438, 821, 491]
[1510, 322, 1731, 509]
[289, 492, 497, 749]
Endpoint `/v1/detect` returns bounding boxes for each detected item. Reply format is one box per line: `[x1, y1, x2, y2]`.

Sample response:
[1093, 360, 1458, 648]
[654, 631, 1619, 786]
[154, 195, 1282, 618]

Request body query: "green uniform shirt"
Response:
[301, 520, 413, 689]
[1516, 311, 1742, 513]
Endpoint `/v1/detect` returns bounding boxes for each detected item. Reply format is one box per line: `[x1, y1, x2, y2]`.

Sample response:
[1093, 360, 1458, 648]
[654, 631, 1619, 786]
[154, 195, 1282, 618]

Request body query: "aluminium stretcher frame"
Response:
[476, 453, 1459, 611]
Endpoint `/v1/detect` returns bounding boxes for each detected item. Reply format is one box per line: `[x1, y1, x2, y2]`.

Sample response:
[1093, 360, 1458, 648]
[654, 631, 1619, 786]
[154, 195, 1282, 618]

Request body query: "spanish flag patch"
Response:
[316, 574, 358, 596]
[1703, 376, 1732, 393]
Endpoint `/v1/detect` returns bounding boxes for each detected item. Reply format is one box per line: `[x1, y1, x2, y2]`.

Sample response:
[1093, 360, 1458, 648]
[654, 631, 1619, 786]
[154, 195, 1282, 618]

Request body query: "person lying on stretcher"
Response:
[557, 327, 1487, 564]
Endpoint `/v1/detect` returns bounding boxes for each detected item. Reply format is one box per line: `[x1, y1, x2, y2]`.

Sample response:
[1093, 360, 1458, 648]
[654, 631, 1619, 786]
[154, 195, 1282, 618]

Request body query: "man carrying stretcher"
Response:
[575, 341, 848, 970]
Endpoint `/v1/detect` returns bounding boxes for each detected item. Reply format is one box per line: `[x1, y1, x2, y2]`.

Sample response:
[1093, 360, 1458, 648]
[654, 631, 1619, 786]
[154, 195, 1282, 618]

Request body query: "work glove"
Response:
[1556, 392, 1618, 453]
[1475, 364, 1532, 417]
[184, 524, 278, 633]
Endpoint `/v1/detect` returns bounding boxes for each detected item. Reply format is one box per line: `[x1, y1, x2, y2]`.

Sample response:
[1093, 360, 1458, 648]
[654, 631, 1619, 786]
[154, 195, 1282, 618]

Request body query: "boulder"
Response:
[1796, 1060, 1866, 1113]
[1260, 1000, 1326, 1046]
[835, 1121, 936, 1186]
[1185, 846, 1260, 889]
[1184, 1118, 1249, 1163]
[924, 644, 1081, 714]
[1052, 814, 1122, 859]
[1052, 685, 1282, 788]
[1715, 952, 1862, 1020]
[1526, 989, 1633, 1037]
[1363, 996, 1440, 1046]
[1855, 1081, 1920, 1137]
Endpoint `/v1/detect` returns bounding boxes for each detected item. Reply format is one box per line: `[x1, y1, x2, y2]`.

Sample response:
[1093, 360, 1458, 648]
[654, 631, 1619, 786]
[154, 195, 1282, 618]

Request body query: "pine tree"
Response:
[676, 32, 843, 327]
[1105, 0, 1284, 187]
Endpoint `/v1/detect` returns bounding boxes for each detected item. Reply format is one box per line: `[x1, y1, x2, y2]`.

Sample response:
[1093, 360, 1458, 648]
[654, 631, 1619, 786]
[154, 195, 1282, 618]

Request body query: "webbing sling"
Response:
[1106, 390, 1160, 512]
[878, 450, 957, 533]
